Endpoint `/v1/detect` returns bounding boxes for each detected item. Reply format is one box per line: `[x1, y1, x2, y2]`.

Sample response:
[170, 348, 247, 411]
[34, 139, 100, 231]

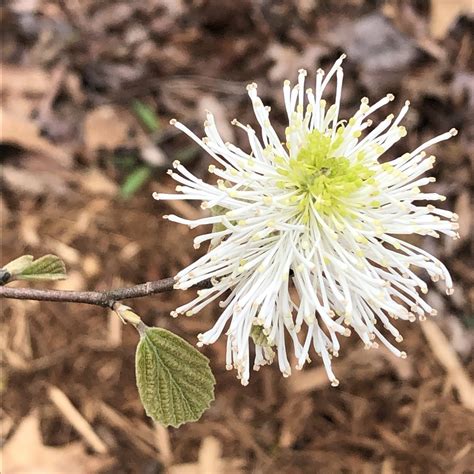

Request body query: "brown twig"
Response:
[0, 278, 210, 308]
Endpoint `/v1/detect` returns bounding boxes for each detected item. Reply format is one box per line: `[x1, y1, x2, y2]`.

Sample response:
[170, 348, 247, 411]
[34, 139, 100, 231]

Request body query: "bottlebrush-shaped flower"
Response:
[154, 55, 459, 386]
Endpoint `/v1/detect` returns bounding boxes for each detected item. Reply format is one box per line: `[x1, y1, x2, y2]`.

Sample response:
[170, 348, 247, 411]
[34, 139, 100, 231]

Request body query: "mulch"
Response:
[1, 1, 473, 472]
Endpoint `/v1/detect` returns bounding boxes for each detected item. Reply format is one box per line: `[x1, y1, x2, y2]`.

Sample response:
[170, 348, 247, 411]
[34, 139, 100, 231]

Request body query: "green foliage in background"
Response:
[133, 100, 160, 133]
[120, 165, 152, 199]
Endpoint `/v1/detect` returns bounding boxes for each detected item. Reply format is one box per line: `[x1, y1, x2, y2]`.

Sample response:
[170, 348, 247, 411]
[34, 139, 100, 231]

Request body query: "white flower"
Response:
[154, 55, 459, 386]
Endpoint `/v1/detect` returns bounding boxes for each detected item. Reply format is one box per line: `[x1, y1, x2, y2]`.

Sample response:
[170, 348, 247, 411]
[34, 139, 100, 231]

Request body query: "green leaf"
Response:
[135, 327, 215, 427]
[120, 166, 152, 199]
[6, 254, 67, 281]
[18, 254, 67, 281]
[133, 100, 160, 133]
[3, 255, 34, 275]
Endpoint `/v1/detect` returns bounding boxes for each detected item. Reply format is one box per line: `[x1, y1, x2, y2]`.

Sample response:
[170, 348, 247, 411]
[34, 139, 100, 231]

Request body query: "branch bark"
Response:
[0, 278, 210, 308]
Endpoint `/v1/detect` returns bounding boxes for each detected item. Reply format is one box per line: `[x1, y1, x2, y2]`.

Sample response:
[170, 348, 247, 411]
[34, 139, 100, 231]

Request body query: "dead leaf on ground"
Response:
[431, 0, 473, 39]
[1, 412, 111, 474]
[80, 168, 118, 196]
[168, 435, 245, 474]
[0, 64, 50, 96]
[83, 105, 135, 152]
[1, 108, 72, 165]
[267, 43, 327, 84]
[328, 13, 420, 92]
[1, 161, 72, 197]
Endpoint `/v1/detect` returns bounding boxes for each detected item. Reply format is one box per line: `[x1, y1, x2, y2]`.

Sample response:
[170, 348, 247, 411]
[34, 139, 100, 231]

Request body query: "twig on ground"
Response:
[421, 319, 474, 411]
[48, 385, 109, 454]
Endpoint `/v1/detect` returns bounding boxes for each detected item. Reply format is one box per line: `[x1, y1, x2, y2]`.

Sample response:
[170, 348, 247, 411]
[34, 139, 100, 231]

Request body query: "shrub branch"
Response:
[0, 278, 210, 308]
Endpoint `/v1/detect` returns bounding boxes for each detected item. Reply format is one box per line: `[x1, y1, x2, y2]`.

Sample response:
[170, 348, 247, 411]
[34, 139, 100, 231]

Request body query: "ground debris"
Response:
[1, 1, 473, 472]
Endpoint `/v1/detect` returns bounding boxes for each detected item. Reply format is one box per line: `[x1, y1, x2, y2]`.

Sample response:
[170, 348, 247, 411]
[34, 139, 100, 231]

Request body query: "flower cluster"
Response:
[154, 55, 458, 386]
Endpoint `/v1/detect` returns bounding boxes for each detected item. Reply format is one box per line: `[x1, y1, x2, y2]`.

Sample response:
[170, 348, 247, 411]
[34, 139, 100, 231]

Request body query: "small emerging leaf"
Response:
[16, 254, 67, 281]
[113, 303, 142, 326]
[3, 255, 34, 275]
[135, 327, 215, 427]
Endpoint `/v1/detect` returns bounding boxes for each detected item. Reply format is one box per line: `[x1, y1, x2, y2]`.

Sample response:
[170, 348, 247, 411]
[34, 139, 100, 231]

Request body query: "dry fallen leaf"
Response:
[1, 162, 72, 197]
[80, 168, 118, 196]
[328, 13, 419, 92]
[0, 64, 49, 96]
[431, 0, 473, 39]
[83, 105, 133, 151]
[1, 412, 111, 474]
[267, 43, 327, 84]
[168, 435, 244, 474]
[0, 108, 72, 165]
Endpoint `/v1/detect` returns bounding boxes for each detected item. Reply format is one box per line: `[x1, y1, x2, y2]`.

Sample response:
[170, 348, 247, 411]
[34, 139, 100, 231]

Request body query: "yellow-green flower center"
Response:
[277, 130, 375, 217]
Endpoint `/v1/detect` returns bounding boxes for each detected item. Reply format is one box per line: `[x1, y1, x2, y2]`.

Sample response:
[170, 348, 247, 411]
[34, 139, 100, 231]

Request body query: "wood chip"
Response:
[198, 436, 222, 474]
[454, 191, 471, 242]
[288, 366, 335, 394]
[48, 385, 109, 454]
[421, 319, 474, 411]
[81, 169, 118, 196]
[154, 423, 174, 467]
[99, 402, 158, 458]
[430, 0, 473, 39]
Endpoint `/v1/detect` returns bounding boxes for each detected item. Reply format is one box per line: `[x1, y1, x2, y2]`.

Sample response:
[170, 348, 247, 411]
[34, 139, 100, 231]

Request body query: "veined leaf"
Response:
[5, 254, 66, 282]
[17, 254, 66, 281]
[135, 327, 215, 427]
